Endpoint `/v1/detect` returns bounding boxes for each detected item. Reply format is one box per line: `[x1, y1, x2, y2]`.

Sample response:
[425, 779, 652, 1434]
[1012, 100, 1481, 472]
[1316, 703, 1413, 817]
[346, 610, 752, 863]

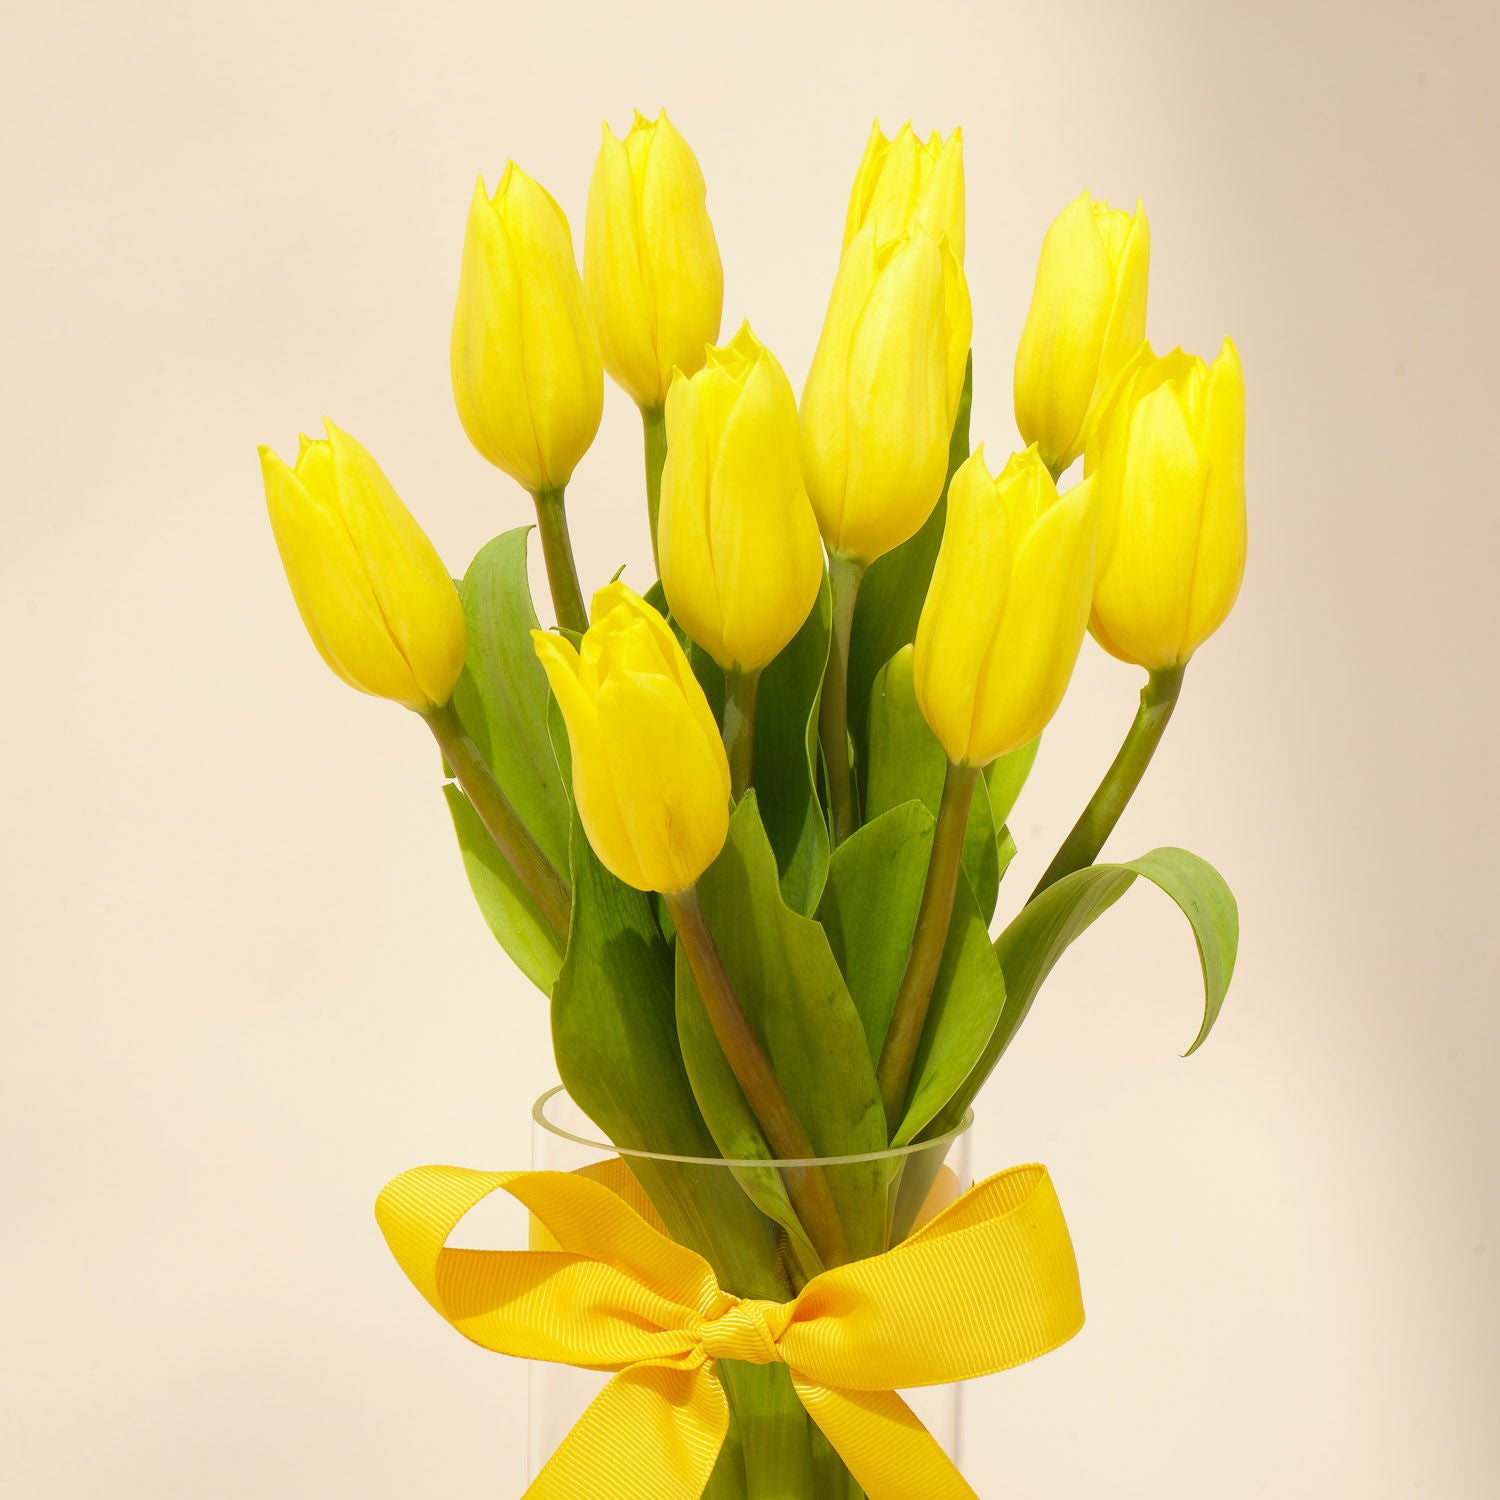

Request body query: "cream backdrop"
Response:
[3, 1, 1496, 1495]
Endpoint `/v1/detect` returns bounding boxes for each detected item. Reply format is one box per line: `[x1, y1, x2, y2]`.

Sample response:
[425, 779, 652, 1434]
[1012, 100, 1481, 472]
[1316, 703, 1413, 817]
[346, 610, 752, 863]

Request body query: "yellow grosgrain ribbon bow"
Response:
[375, 1162, 1084, 1500]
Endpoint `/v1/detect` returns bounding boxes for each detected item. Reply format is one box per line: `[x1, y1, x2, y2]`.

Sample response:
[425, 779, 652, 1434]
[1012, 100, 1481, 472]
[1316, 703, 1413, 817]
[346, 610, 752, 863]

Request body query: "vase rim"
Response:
[532, 1084, 973, 1168]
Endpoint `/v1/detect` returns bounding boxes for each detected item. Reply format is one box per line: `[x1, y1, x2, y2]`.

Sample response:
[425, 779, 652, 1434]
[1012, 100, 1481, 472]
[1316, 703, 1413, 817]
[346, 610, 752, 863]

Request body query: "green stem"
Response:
[664, 885, 850, 1270]
[723, 668, 761, 802]
[424, 701, 572, 944]
[817, 553, 866, 846]
[641, 402, 668, 575]
[876, 760, 979, 1132]
[531, 486, 588, 635]
[1031, 662, 1187, 899]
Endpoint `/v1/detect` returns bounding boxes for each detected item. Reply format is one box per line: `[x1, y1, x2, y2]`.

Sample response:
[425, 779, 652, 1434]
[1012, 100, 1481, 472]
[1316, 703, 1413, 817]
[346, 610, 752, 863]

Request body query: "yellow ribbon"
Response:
[376, 1160, 1084, 1499]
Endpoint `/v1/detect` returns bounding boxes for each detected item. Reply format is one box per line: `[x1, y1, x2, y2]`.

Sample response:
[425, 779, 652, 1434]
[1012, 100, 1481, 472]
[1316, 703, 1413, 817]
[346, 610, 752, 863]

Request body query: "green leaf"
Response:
[847, 354, 971, 801]
[984, 735, 1041, 829]
[817, 801, 1007, 1148]
[748, 573, 832, 914]
[675, 794, 887, 1260]
[552, 816, 783, 1297]
[442, 529, 573, 984]
[449, 529, 571, 875]
[925, 846, 1239, 1137]
[442, 785, 564, 994]
[865, 645, 1000, 923]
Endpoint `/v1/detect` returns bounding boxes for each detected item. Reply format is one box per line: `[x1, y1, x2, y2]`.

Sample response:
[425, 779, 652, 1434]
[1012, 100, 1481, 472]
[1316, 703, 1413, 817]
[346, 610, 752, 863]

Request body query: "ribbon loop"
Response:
[377, 1160, 1085, 1499]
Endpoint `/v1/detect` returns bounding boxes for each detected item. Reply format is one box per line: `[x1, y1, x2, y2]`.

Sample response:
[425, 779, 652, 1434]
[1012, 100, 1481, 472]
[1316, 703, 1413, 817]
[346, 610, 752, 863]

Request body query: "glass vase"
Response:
[527, 1086, 973, 1499]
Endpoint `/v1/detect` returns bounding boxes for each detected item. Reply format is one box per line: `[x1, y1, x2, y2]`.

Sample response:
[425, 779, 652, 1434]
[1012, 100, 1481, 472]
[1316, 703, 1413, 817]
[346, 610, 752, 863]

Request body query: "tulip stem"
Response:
[664, 885, 850, 1270]
[818, 553, 866, 846]
[424, 701, 572, 944]
[1031, 662, 1187, 899]
[876, 760, 979, 1133]
[641, 403, 668, 575]
[531, 487, 589, 636]
[723, 668, 761, 801]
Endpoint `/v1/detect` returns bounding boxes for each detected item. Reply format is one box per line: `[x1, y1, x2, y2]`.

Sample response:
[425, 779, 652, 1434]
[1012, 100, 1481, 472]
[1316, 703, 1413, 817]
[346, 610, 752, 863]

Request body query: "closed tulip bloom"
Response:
[658, 323, 823, 673]
[914, 445, 1098, 766]
[532, 583, 730, 893]
[1086, 338, 1247, 670]
[842, 120, 965, 260]
[584, 110, 723, 409]
[1014, 192, 1150, 477]
[260, 421, 466, 712]
[801, 224, 972, 564]
[452, 163, 603, 494]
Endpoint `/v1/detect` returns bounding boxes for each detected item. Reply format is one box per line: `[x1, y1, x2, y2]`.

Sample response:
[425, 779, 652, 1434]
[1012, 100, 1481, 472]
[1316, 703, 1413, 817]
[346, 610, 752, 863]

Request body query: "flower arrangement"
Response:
[260, 112, 1244, 1500]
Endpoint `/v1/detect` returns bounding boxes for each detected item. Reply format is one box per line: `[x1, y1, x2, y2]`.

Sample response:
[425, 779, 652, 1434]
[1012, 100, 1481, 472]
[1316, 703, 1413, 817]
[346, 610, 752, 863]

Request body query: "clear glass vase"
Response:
[527, 1086, 973, 1499]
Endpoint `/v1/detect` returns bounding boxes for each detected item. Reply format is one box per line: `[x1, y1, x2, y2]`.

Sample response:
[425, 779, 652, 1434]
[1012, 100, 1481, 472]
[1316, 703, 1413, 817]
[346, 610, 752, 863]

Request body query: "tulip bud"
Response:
[801, 225, 972, 564]
[658, 323, 823, 673]
[1085, 338, 1247, 670]
[532, 583, 730, 893]
[1013, 193, 1150, 477]
[452, 163, 603, 494]
[843, 120, 964, 260]
[260, 421, 467, 712]
[913, 445, 1098, 766]
[584, 110, 724, 409]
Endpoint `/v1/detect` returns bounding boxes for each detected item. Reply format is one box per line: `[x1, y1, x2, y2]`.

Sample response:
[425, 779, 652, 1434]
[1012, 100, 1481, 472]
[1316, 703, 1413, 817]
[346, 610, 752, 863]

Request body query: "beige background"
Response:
[3, 0, 1497, 1494]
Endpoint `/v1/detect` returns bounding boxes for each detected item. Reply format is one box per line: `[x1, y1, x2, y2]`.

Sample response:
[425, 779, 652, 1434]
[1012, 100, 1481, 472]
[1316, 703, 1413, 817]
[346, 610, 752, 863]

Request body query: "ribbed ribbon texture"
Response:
[375, 1160, 1085, 1499]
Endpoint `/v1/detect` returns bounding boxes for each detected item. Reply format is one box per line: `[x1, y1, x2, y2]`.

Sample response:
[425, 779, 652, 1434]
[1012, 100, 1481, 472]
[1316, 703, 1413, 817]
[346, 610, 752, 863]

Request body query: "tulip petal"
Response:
[261, 444, 427, 708]
[323, 421, 466, 708]
[913, 448, 1012, 765]
[639, 113, 723, 394]
[1092, 374, 1207, 669]
[533, 629, 647, 892]
[839, 232, 951, 561]
[502, 166, 604, 491]
[1184, 338, 1247, 656]
[969, 474, 1098, 763]
[584, 123, 661, 407]
[596, 671, 731, 894]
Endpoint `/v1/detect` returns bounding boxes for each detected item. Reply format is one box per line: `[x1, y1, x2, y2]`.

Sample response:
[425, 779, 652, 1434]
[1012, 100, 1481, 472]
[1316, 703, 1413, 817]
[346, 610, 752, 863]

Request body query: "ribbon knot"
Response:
[695, 1296, 785, 1365]
[376, 1159, 1084, 1500]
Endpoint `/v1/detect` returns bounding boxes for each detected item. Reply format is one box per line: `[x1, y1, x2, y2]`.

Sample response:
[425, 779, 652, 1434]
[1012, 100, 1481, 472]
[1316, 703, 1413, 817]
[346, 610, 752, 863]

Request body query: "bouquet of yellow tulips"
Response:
[260, 113, 1244, 1500]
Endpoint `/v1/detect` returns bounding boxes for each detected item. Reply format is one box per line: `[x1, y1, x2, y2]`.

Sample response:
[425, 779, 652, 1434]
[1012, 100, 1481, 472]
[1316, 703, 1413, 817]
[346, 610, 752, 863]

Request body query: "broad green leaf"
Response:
[449, 529, 571, 875]
[984, 736, 1041, 829]
[553, 816, 783, 1297]
[924, 846, 1239, 1137]
[865, 645, 1000, 922]
[817, 801, 1007, 1148]
[442, 785, 564, 994]
[818, 802, 932, 1061]
[748, 573, 832, 914]
[676, 794, 887, 1261]
[443, 529, 573, 983]
[847, 354, 972, 801]
[995, 825, 1019, 885]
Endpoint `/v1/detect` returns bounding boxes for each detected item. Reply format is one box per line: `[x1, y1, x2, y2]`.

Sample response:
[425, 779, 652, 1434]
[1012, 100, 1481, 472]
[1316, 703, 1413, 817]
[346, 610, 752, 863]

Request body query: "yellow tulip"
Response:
[843, 120, 964, 260]
[1013, 192, 1150, 477]
[658, 323, 823, 673]
[1086, 338, 1247, 670]
[532, 583, 730, 893]
[452, 163, 603, 494]
[260, 420, 466, 712]
[584, 110, 724, 409]
[913, 445, 1098, 766]
[800, 224, 971, 564]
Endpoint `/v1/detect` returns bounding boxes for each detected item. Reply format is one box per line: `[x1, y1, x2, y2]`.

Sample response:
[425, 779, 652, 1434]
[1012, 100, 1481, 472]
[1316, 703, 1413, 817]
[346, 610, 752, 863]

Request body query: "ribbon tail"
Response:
[791, 1379, 978, 1500]
[526, 1364, 729, 1500]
